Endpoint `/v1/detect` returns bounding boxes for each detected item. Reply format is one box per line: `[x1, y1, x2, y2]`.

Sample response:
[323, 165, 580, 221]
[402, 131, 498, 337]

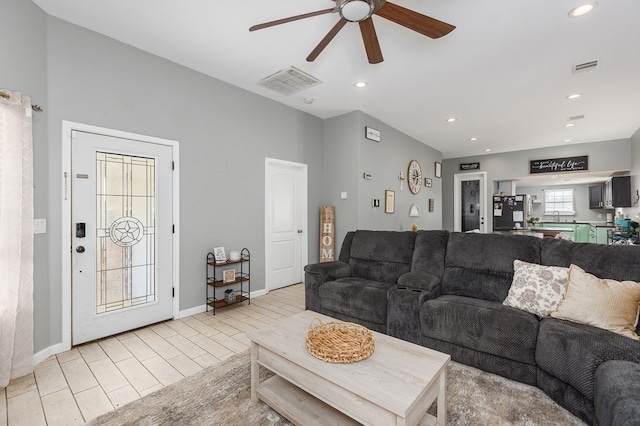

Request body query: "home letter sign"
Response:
[320, 206, 335, 263]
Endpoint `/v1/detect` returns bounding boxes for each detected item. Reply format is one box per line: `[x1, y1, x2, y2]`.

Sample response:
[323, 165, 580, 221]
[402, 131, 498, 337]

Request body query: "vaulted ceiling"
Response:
[33, 0, 640, 158]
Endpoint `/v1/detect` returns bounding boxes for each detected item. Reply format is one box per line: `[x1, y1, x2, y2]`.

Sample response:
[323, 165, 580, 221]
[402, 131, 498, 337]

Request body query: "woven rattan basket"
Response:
[306, 318, 375, 363]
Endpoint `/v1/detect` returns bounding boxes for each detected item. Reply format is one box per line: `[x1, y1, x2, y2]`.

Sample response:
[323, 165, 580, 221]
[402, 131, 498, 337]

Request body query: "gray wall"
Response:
[7, 10, 327, 352]
[516, 183, 613, 223]
[1, 0, 51, 353]
[443, 139, 632, 232]
[619, 127, 640, 220]
[323, 111, 443, 252]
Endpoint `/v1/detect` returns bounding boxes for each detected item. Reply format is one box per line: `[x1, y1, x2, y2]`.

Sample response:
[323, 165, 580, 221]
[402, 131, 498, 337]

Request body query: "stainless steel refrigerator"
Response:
[493, 194, 530, 231]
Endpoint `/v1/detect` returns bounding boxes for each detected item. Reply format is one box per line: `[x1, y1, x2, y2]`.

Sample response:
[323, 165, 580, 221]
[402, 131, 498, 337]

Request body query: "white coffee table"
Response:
[247, 310, 450, 426]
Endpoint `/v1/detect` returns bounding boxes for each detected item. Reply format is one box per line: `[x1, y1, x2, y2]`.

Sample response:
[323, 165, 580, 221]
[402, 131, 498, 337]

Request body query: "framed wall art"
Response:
[434, 162, 442, 178]
[424, 178, 433, 188]
[385, 190, 395, 214]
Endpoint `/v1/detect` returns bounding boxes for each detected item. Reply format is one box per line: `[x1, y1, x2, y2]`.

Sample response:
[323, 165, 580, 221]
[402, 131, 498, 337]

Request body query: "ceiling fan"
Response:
[249, 0, 455, 64]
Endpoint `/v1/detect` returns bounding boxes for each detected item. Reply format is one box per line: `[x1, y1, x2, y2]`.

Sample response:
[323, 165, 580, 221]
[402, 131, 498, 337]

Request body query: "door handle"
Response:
[297, 229, 303, 233]
[76, 246, 85, 253]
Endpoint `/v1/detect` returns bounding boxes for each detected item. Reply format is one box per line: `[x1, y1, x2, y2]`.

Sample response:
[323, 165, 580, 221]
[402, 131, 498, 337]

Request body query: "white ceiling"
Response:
[32, 0, 640, 159]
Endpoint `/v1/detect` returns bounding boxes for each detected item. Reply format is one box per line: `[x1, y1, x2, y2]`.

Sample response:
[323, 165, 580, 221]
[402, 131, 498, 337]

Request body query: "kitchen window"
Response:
[544, 188, 575, 215]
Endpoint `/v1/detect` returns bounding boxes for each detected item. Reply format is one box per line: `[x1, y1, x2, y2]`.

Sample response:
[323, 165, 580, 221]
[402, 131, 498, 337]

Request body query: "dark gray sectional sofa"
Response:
[304, 230, 640, 425]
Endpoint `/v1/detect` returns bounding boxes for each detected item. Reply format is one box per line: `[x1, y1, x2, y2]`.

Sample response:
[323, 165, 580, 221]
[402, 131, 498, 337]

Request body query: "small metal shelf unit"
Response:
[206, 248, 250, 315]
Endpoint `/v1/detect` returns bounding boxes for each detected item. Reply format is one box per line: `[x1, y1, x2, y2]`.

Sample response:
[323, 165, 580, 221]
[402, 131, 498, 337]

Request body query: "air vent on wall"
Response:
[257, 66, 322, 96]
[572, 60, 599, 74]
[568, 115, 585, 121]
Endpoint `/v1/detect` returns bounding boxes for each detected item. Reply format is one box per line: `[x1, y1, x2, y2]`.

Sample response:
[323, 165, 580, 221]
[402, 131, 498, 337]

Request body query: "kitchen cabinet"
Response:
[596, 227, 614, 244]
[574, 224, 590, 243]
[603, 176, 631, 208]
[589, 225, 597, 243]
[588, 185, 603, 209]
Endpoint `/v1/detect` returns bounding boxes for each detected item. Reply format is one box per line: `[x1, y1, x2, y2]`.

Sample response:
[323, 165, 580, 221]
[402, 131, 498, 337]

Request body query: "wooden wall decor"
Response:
[320, 206, 335, 263]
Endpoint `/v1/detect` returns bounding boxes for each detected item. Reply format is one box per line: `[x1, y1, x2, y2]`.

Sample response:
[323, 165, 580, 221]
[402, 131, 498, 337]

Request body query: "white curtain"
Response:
[0, 89, 34, 387]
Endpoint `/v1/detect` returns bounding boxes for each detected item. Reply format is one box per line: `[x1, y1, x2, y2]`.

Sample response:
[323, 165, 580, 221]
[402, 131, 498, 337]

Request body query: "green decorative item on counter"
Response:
[527, 217, 540, 225]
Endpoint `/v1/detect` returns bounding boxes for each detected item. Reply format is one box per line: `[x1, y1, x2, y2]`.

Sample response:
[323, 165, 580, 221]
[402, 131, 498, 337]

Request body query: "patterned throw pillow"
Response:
[551, 264, 640, 340]
[503, 259, 569, 317]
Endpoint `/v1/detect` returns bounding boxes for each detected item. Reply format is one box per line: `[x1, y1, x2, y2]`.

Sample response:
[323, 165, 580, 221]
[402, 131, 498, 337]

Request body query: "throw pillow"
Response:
[551, 264, 640, 340]
[503, 259, 569, 317]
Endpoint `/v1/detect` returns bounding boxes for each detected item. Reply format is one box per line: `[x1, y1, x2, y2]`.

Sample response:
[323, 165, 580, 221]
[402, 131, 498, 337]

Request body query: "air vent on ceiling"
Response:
[572, 60, 599, 74]
[257, 66, 322, 96]
[568, 115, 585, 121]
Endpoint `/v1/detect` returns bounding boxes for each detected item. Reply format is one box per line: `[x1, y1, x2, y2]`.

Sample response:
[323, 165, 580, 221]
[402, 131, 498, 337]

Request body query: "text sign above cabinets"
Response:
[529, 156, 588, 174]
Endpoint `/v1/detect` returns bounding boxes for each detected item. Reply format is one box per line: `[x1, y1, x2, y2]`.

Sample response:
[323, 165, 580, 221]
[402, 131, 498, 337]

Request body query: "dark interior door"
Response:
[461, 180, 480, 232]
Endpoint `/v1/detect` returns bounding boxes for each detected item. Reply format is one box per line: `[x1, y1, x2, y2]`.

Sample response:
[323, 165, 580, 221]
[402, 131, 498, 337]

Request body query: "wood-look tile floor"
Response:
[1, 284, 305, 425]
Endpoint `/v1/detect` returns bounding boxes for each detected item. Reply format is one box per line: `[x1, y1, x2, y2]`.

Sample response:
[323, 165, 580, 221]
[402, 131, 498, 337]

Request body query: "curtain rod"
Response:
[0, 90, 44, 112]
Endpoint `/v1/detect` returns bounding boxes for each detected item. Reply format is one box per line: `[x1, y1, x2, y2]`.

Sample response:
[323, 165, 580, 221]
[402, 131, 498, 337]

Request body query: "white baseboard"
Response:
[33, 341, 69, 365]
[176, 288, 268, 319]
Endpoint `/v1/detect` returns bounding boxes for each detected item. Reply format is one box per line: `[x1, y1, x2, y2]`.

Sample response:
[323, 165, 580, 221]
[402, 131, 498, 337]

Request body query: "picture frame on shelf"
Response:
[424, 178, 433, 188]
[434, 162, 442, 178]
[213, 247, 227, 263]
[223, 269, 236, 283]
[385, 190, 395, 214]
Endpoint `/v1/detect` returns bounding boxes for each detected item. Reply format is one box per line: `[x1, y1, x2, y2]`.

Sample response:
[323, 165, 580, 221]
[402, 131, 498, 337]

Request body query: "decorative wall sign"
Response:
[460, 162, 480, 171]
[385, 190, 395, 214]
[425, 178, 433, 188]
[529, 156, 588, 174]
[434, 162, 443, 178]
[320, 206, 335, 263]
[365, 126, 381, 142]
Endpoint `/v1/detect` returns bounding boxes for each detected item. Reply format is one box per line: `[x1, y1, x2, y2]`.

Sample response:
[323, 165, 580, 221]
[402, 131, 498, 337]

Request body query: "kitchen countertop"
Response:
[537, 221, 616, 228]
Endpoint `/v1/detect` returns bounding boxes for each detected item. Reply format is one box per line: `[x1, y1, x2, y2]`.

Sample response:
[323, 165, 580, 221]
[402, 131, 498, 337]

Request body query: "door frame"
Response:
[61, 121, 180, 351]
[453, 171, 487, 233]
[264, 157, 308, 292]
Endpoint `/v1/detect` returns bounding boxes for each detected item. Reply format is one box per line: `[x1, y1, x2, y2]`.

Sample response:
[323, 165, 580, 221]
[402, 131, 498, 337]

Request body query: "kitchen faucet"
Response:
[553, 211, 560, 222]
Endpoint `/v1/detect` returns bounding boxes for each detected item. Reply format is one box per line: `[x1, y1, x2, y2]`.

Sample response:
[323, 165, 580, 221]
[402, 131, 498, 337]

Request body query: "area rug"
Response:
[89, 350, 586, 426]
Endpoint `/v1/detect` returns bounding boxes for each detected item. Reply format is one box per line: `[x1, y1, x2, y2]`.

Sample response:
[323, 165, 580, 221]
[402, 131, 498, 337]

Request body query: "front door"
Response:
[71, 131, 174, 345]
[265, 158, 308, 291]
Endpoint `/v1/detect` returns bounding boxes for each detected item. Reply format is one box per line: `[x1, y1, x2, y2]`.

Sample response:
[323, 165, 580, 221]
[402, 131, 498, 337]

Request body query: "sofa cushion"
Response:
[551, 264, 640, 340]
[536, 318, 640, 401]
[541, 237, 640, 282]
[410, 230, 449, 277]
[441, 233, 541, 302]
[503, 259, 569, 317]
[347, 230, 416, 283]
[319, 277, 395, 325]
[421, 295, 539, 365]
[594, 360, 640, 426]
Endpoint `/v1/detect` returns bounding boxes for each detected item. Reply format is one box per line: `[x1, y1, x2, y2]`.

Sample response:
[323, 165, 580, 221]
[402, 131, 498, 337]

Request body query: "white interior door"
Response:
[265, 158, 308, 291]
[71, 131, 174, 345]
[454, 172, 487, 233]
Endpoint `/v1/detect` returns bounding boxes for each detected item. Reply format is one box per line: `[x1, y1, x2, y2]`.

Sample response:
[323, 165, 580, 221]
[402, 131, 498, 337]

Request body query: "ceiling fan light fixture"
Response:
[339, 0, 375, 22]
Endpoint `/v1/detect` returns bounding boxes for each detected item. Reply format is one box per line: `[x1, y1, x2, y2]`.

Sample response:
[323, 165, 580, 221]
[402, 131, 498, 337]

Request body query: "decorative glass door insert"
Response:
[95, 152, 156, 314]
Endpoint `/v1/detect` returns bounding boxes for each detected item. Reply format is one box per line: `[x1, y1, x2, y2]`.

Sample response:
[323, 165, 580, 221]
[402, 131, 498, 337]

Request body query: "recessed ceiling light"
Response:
[469, 137, 478, 141]
[446, 117, 457, 122]
[484, 148, 491, 152]
[569, 2, 598, 18]
[566, 93, 581, 100]
[563, 139, 572, 143]
[550, 176, 558, 179]
[564, 123, 575, 127]
[304, 98, 314, 104]
[354, 81, 368, 88]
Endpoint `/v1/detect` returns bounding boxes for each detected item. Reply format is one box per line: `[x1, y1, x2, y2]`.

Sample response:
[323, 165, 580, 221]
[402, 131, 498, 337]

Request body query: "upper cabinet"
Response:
[603, 176, 631, 208]
[588, 185, 603, 209]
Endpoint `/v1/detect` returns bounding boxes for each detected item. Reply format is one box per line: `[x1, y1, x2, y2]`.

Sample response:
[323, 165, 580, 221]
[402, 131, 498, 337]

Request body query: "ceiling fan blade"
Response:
[306, 18, 348, 62]
[375, 2, 455, 39]
[249, 8, 336, 32]
[359, 18, 383, 64]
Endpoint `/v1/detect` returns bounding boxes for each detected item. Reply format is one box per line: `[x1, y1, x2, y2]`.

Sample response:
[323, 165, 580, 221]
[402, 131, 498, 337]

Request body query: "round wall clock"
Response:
[408, 160, 422, 194]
